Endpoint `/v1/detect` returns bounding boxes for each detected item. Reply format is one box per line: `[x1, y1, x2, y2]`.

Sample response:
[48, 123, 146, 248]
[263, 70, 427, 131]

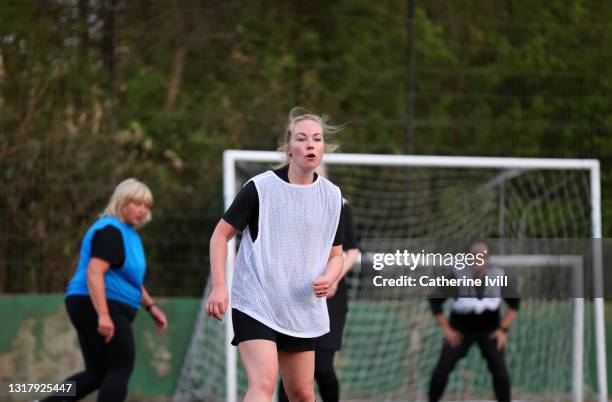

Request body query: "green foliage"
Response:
[1, 0, 611, 294]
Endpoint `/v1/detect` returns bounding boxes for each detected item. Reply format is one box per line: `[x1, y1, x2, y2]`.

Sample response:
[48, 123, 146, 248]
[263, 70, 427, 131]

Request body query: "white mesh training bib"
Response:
[451, 266, 505, 314]
[231, 170, 342, 337]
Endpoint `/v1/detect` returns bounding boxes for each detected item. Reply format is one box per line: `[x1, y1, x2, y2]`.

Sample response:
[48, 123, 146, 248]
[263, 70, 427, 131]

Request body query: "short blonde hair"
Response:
[277, 107, 343, 167]
[101, 178, 153, 227]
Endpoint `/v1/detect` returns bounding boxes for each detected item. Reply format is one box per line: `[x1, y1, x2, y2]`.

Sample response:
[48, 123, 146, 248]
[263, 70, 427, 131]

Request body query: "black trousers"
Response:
[42, 296, 136, 402]
[278, 348, 338, 402]
[428, 329, 511, 402]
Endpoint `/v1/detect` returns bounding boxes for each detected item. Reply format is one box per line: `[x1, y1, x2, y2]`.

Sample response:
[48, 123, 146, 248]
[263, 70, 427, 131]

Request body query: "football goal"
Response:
[173, 151, 605, 402]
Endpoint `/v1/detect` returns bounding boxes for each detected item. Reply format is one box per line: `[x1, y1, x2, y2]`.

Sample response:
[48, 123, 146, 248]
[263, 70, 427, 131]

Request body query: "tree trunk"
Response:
[78, 0, 90, 61]
[165, 41, 186, 110]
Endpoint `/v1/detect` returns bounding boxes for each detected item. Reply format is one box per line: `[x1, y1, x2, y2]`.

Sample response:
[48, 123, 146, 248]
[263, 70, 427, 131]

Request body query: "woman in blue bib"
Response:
[43, 178, 168, 402]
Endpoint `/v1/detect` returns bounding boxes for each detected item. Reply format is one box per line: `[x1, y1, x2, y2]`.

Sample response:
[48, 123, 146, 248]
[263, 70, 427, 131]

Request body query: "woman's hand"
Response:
[149, 306, 168, 332]
[98, 314, 115, 343]
[313, 275, 333, 298]
[206, 285, 229, 321]
[326, 281, 339, 299]
[442, 325, 463, 347]
[489, 328, 508, 350]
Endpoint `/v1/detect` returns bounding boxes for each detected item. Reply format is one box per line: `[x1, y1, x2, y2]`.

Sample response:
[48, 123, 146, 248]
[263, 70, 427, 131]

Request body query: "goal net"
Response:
[173, 151, 605, 402]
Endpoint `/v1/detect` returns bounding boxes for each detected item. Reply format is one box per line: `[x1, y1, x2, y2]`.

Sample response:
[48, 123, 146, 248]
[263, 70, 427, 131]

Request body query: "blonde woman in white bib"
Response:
[206, 108, 345, 402]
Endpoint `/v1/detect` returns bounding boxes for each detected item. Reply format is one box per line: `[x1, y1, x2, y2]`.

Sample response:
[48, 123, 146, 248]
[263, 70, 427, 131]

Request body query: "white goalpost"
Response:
[173, 150, 606, 402]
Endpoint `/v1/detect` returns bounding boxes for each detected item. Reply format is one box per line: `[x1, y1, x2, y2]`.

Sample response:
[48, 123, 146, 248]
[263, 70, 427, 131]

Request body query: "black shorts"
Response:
[231, 309, 317, 352]
[315, 312, 347, 350]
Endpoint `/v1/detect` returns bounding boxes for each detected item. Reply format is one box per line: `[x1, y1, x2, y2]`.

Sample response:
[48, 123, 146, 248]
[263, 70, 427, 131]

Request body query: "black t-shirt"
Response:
[327, 200, 360, 313]
[430, 295, 520, 333]
[90, 225, 125, 269]
[223, 165, 344, 246]
[341, 201, 359, 250]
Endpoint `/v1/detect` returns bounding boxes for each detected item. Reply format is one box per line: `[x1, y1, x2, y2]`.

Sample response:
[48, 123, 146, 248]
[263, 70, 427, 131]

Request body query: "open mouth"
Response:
[306, 153, 317, 160]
